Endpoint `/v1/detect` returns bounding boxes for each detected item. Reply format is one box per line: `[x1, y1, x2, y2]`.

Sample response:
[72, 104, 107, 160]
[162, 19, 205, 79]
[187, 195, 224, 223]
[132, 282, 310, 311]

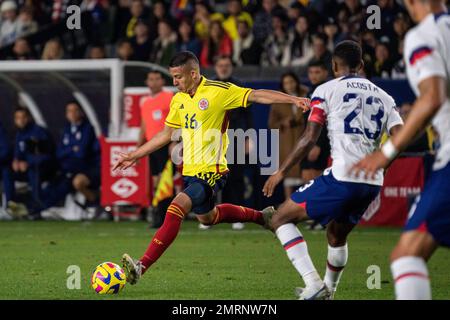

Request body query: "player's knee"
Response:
[196, 211, 215, 226]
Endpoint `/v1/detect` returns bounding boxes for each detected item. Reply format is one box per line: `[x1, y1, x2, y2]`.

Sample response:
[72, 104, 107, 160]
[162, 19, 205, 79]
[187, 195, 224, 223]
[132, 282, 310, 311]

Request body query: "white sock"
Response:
[391, 256, 431, 300]
[324, 243, 348, 292]
[276, 223, 322, 290]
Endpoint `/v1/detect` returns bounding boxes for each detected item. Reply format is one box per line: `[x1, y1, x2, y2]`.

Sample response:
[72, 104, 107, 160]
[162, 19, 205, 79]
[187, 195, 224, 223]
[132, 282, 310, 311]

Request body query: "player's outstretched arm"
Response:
[248, 89, 310, 112]
[113, 125, 175, 171]
[263, 122, 323, 197]
[351, 76, 446, 178]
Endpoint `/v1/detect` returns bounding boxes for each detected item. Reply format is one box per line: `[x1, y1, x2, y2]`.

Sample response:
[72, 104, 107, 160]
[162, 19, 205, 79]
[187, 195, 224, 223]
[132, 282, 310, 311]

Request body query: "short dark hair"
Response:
[333, 40, 362, 70]
[148, 69, 164, 78]
[14, 107, 32, 118]
[169, 51, 199, 68]
[308, 60, 328, 70]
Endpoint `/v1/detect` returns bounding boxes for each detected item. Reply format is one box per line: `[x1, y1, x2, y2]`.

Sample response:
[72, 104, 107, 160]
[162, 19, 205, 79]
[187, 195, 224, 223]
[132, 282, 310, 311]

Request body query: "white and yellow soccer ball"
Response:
[91, 262, 126, 294]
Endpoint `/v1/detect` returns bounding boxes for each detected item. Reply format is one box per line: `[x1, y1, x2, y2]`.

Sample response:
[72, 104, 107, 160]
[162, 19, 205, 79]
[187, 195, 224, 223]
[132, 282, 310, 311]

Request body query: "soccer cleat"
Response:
[198, 223, 212, 230]
[261, 206, 276, 230]
[295, 284, 332, 300]
[121, 254, 143, 285]
[6, 201, 28, 219]
[294, 287, 304, 298]
[232, 222, 245, 230]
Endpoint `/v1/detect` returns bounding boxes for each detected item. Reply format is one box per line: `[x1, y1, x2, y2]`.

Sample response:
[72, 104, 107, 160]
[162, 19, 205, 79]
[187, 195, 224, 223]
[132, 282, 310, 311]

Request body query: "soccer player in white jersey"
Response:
[353, 0, 450, 300]
[263, 40, 404, 300]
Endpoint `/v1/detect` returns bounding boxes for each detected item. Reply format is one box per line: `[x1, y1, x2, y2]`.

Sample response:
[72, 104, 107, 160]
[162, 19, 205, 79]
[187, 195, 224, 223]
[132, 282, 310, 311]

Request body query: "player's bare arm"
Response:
[263, 122, 323, 197]
[248, 89, 311, 112]
[352, 76, 446, 178]
[113, 125, 175, 171]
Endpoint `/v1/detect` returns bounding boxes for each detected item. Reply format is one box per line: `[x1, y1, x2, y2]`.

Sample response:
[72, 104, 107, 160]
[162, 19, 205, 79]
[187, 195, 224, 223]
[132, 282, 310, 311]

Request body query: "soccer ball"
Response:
[91, 262, 126, 294]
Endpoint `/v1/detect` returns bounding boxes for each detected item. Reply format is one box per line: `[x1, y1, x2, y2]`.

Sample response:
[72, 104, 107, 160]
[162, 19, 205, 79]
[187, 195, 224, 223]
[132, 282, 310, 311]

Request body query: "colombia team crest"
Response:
[198, 98, 209, 110]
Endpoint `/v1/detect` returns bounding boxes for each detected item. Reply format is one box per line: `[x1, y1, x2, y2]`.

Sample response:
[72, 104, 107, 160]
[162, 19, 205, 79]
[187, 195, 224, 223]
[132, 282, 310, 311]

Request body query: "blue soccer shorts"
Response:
[290, 169, 381, 226]
[182, 172, 228, 214]
[404, 163, 450, 247]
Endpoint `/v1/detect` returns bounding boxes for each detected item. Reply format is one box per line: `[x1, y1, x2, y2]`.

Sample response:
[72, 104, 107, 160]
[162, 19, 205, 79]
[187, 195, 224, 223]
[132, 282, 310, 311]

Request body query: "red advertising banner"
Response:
[100, 136, 151, 207]
[123, 87, 150, 128]
[360, 157, 425, 227]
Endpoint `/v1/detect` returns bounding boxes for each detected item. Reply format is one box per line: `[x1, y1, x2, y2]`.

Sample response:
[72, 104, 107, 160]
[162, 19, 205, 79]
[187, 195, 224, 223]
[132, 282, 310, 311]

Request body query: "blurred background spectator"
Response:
[288, 14, 313, 67]
[194, 0, 222, 41]
[124, 0, 148, 39]
[222, 0, 252, 41]
[12, 107, 56, 220]
[7, 37, 35, 59]
[41, 38, 65, 60]
[261, 12, 290, 66]
[253, 0, 285, 43]
[130, 19, 152, 61]
[308, 33, 332, 74]
[200, 19, 232, 67]
[373, 40, 394, 78]
[232, 17, 261, 66]
[176, 17, 201, 57]
[0, 0, 21, 47]
[268, 72, 307, 200]
[55, 101, 100, 210]
[86, 44, 107, 59]
[149, 19, 177, 66]
[115, 38, 135, 60]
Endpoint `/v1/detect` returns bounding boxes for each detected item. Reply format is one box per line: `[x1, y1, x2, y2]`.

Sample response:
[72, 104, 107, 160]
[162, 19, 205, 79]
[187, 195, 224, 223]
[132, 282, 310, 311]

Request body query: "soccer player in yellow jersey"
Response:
[113, 51, 310, 284]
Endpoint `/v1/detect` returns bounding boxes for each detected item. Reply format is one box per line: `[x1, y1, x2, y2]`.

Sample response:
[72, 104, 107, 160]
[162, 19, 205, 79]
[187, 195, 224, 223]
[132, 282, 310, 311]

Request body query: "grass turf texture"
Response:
[0, 220, 448, 300]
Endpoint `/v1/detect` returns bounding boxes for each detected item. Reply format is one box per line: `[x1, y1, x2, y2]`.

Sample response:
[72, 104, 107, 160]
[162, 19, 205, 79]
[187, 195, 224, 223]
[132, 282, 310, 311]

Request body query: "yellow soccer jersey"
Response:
[164, 77, 252, 177]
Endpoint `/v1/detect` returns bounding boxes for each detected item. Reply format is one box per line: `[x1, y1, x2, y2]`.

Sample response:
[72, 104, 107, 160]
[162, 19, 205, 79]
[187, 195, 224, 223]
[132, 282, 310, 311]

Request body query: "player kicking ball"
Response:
[352, 0, 450, 300]
[263, 40, 404, 300]
[113, 51, 310, 285]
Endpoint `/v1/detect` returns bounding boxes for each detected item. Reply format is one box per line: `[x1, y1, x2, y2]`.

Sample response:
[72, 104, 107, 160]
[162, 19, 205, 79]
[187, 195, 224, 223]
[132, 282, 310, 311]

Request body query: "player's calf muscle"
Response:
[390, 231, 437, 261]
[271, 200, 306, 231]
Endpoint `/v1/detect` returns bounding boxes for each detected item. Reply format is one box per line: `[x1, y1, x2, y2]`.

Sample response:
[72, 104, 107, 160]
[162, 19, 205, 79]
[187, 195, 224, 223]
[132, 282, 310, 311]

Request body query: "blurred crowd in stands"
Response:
[0, 0, 441, 79]
[0, 0, 440, 222]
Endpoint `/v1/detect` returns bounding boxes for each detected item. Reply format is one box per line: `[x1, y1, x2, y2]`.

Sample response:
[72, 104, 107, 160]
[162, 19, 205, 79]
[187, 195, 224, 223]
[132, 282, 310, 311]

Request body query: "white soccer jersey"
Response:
[309, 75, 403, 186]
[404, 12, 450, 171]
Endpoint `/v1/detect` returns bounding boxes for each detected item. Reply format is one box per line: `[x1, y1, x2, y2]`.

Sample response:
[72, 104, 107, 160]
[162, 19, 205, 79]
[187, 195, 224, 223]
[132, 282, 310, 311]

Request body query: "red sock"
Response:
[213, 204, 264, 225]
[140, 203, 186, 273]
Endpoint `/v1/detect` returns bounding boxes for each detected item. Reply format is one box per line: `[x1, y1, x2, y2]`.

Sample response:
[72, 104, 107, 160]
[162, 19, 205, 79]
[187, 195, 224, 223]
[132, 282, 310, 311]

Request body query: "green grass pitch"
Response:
[0, 220, 448, 300]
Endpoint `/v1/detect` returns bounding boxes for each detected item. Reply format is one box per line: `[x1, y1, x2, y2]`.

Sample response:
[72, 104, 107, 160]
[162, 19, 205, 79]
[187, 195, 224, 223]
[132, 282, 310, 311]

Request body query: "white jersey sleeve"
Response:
[404, 31, 447, 88]
[385, 96, 403, 133]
